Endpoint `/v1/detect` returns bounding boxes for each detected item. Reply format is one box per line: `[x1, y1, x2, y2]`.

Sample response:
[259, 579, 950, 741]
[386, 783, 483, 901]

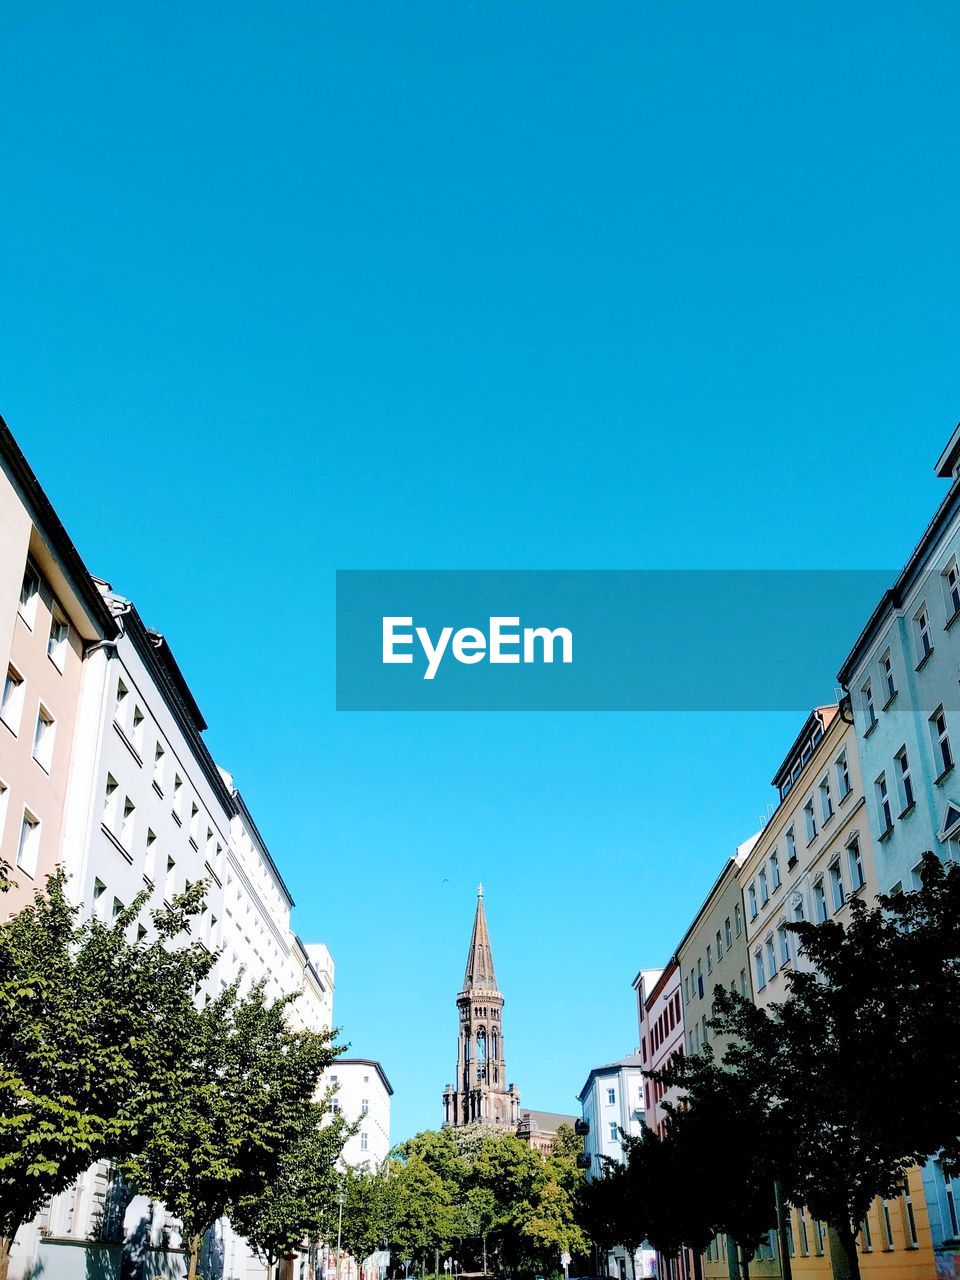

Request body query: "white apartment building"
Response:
[324, 1059, 393, 1170]
[8, 587, 335, 1280]
[577, 1057, 655, 1279]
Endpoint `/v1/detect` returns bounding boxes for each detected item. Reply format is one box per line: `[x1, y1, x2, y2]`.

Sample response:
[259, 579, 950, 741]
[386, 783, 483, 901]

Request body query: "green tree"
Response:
[704, 852, 960, 1280]
[123, 981, 339, 1280]
[0, 872, 213, 1280]
[231, 1100, 353, 1280]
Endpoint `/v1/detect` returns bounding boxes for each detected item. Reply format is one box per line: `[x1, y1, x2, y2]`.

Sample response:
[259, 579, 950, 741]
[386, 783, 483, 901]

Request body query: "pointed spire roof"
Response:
[462, 884, 498, 992]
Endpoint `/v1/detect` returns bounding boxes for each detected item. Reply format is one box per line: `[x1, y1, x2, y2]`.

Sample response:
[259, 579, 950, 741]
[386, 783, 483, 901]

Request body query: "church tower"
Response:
[443, 885, 521, 1129]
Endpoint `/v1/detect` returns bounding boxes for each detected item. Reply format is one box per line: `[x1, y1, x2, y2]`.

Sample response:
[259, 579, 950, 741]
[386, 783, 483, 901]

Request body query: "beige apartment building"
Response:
[737, 703, 935, 1280]
[1, 417, 117, 916]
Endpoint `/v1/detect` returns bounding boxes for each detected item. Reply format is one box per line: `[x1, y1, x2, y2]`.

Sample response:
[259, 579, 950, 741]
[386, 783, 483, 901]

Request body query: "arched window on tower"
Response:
[476, 1029, 487, 1061]
[491, 1031, 499, 1060]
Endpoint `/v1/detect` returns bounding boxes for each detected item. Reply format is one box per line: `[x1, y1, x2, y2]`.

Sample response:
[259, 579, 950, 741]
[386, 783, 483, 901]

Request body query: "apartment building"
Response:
[577, 1056, 656, 1280]
[324, 1059, 393, 1169]
[839, 424, 960, 1277]
[0, 415, 339, 1280]
[0, 418, 118, 916]
[735, 703, 934, 1279]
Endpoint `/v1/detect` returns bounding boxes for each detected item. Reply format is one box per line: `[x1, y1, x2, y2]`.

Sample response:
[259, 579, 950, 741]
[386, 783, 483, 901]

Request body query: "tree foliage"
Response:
[122, 981, 340, 1280]
[0, 872, 213, 1278]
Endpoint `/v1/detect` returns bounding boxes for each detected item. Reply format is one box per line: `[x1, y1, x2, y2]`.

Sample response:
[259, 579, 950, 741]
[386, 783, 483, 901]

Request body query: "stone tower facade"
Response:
[443, 885, 521, 1129]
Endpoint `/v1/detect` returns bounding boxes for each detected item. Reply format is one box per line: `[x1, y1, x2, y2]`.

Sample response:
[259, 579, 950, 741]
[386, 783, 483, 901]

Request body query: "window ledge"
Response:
[916, 648, 934, 672]
[864, 719, 878, 739]
[878, 823, 895, 843]
[172, 811, 182, 827]
[838, 787, 853, 806]
[882, 689, 899, 711]
[946, 606, 960, 632]
[0, 716, 19, 739]
[787, 856, 798, 870]
[851, 881, 866, 896]
[822, 811, 835, 828]
[100, 822, 134, 864]
[899, 801, 917, 820]
[32, 754, 51, 776]
[806, 834, 818, 848]
[113, 719, 143, 767]
[935, 764, 955, 786]
[47, 652, 66, 675]
[152, 780, 163, 799]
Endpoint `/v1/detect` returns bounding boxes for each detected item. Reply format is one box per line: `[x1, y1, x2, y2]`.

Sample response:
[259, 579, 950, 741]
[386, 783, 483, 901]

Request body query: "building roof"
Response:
[838, 432, 960, 685]
[0, 413, 119, 641]
[462, 883, 499, 993]
[577, 1054, 644, 1102]
[518, 1109, 577, 1133]
[334, 1058, 394, 1096]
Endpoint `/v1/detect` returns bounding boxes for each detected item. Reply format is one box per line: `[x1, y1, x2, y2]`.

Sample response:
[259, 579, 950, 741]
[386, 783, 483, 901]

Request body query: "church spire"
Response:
[462, 882, 498, 992]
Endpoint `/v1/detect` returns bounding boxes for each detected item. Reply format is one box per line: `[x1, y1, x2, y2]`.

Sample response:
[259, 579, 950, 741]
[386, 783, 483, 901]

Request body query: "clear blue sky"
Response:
[2, 1, 959, 1141]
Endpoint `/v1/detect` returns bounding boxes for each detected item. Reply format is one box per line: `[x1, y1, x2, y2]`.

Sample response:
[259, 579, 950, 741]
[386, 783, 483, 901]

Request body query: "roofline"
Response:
[0, 413, 119, 640]
[838, 476, 960, 685]
[645, 957, 678, 1008]
[770, 705, 838, 788]
[334, 1058, 394, 1096]
[121, 603, 236, 816]
[577, 1057, 644, 1101]
[670, 854, 740, 961]
[232, 787, 296, 909]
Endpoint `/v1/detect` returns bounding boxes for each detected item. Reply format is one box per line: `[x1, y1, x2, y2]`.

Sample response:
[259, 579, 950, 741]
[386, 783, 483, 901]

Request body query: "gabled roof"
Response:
[462, 883, 499, 993]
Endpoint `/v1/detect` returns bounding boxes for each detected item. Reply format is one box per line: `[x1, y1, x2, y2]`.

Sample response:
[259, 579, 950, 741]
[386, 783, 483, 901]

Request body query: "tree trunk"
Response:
[187, 1233, 203, 1280]
[826, 1223, 861, 1280]
[628, 1247, 637, 1280]
[0, 1236, 13, 1280]
[724, 1236, 738, 1280]
[691, 1248, 704, 1280]
[738, 1246, 750, 1280]
[774, 1182, 793, 1280]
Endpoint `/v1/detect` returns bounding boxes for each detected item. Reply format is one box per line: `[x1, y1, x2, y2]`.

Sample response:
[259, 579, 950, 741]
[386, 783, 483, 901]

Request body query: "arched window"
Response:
[491, 1031, 499, 1060]
[476, 1028, 487, 1061]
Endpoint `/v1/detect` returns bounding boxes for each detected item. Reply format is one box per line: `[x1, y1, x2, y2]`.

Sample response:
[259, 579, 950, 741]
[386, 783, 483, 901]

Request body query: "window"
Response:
[361, 1098, 369, 1114]
[32, 705, 56, 772]
[836, 751, 851, 800]
[683, 974, 690, 1003]
[765, 937, 776, 980]
[48, 608, 69, 668]
[813, 878, 827, 923]
[770, 851, 781, 890]
[944, 557, 960, 618]
[903, 1189, 918, 1247]
[734, 902, 742, 935]
[829, 859, 845, 912]
[930, 706, 954, 777]
[748, 884, 758, 919]
[759, 868, 769, 905]
[103, 774, 119, 829]
[93, 878, 106, 901]
[115, 678, 128, 720]
[0, 778, 7, 844]
[172, 773, 183, 819]
[862, 680, 877, 730]
[725, 916, 733, 947]
[1, 665, 25, 735]
[17, 809, 40, 876]
[706, 944, 713, 973]
[876, 773, 893, 833]
[112, 896, 124, 919]
[915, 605, 933, 663]
[785, 826, 797, 866]
[754, 948, 766, 991]
[740, 968, 748, 996]
[896, 747, 914, 812]
[715, 929, 723, 960]
[18, 562, 41, 627]
[777, 922, 790, 967]
[189, 802, 199, 844]
[880, 1200, 894, 1250]
[131, 705, 145, 753]
[153, 742, 165, 791]
[819, 775, 833, 823]
[609, 1122, 619, 1141]
[881, 650, 897, 703]
[120, 797, 136, 851]
[793, 899, 805, 924]
[360, 1131, 368, 1152]
[848, 837, 865, 891]
[804, 800, 817, 843]
[607, 1087, 616, 1105]
[697, 958, 704, 998]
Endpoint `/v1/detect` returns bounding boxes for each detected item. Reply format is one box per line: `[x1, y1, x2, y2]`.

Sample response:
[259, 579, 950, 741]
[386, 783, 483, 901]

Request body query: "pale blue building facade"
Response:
[839, 423, 960, 1276]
